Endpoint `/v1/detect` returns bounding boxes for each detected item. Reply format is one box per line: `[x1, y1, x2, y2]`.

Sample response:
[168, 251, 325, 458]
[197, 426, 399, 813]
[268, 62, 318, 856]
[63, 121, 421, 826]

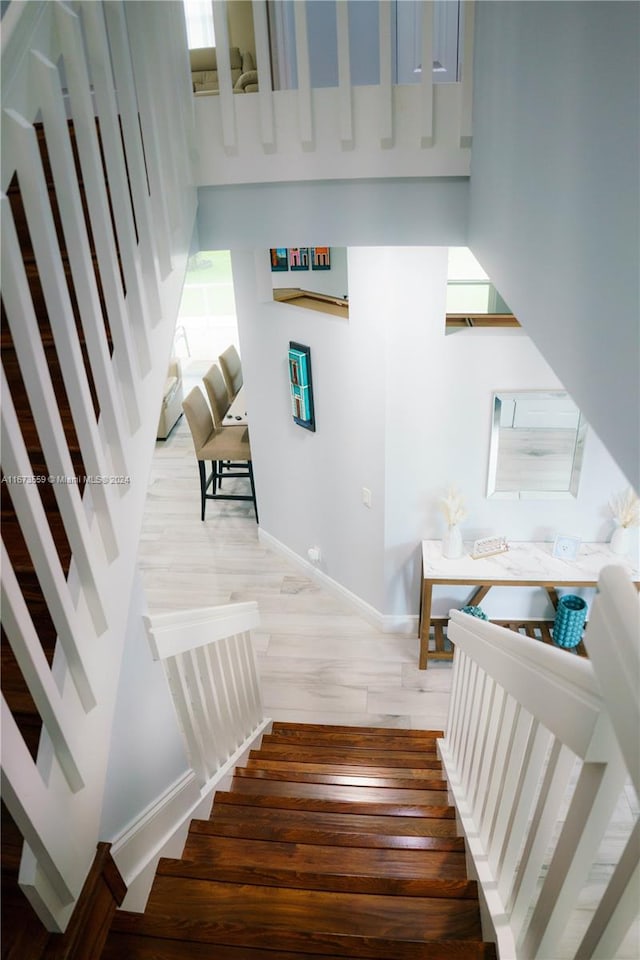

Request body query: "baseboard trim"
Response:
[109, 717, 271, 911]
[258, 528, 417, 635]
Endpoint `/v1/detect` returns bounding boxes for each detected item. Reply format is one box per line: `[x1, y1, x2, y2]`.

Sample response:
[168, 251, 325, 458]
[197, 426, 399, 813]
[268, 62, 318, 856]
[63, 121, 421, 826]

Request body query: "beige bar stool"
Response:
[182, 386, 257, 522]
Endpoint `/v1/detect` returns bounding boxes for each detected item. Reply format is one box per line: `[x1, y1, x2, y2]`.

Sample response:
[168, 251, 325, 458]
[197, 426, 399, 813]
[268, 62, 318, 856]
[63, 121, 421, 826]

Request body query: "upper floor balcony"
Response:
[189, 0, 474, 186]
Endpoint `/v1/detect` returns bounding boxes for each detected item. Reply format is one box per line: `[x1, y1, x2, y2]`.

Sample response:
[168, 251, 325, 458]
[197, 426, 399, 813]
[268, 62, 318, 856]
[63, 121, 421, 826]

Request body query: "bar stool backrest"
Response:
[219, 344, 243, 400]
[203, 363, 231, 429]
[182, 386, 214, 458]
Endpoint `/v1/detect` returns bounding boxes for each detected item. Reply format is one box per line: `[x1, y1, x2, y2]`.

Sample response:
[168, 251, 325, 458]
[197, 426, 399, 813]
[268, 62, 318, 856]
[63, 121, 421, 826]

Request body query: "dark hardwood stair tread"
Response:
[271, 722, 444, 739]
[101, 931, 374, 960]
[245, 759, 444, 779]
[199, 824, 461, 850]
[230, 776, 448, 805]
[237, 766, 447, 789]
[98, 724, 494, 960]
[162, 835, 473, 898]
[104, 928, 496, 960]
[263, 729, 443, 750]
[177, 835, 469, 880]
[200, 805, 461, 846]
[219, 787, 451, 819]
[250, 746, 442, 767]
[130, 877, 484, 942]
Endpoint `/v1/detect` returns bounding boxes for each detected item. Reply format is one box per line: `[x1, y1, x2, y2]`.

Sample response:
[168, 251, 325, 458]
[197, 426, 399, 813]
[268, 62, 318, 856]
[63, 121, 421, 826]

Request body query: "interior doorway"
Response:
[173, 250, 239, 393]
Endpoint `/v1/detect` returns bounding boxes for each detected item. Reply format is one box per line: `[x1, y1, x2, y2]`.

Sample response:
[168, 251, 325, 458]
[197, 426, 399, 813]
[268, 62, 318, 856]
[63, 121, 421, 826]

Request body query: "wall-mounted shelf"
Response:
[446, 313, 520, 329]
[274, 287, 349, 319]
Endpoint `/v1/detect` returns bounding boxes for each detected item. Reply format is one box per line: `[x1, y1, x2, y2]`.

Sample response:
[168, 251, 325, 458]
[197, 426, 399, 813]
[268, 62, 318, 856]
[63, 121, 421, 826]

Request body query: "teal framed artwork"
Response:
[289, 247, 309, 271]
[311, 246, 330, 270]
[288, 342, 315, 431]
[270, 248, 288, 271]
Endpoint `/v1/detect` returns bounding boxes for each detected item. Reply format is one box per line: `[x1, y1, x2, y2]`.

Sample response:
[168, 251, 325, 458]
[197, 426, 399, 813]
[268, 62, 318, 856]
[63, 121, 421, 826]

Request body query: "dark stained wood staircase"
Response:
[102, 722, 497, 960]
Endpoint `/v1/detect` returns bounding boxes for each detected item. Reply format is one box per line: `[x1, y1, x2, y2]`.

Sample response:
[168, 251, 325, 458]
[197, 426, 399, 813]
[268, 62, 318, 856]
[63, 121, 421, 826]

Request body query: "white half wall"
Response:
[468, 0, 640, 491]
[197, 178, 469, 249]
[100, 572, 190, 841]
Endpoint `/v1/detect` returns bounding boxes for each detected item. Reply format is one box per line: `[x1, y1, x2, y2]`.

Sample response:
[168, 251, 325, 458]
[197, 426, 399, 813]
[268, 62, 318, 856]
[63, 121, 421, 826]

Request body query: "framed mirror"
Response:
[487, 391, 588, 500]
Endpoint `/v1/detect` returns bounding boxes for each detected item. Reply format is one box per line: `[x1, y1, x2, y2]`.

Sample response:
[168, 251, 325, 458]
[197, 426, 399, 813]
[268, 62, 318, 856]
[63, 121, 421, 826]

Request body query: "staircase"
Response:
[102, 722, 496, 959]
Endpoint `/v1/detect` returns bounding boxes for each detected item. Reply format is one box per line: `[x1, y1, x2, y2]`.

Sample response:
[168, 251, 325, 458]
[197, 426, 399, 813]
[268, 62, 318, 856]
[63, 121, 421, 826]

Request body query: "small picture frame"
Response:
[552, 535, 582, 561]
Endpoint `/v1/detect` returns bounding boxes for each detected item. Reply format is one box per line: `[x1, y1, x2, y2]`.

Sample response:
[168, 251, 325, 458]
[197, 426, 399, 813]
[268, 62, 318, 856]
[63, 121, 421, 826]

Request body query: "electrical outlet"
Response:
[362, 487, 372, 508]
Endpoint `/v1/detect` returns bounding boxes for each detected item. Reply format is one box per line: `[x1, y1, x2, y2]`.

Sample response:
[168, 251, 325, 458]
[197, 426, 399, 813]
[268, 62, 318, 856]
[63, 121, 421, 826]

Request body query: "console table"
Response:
[419, 540, 639, 669]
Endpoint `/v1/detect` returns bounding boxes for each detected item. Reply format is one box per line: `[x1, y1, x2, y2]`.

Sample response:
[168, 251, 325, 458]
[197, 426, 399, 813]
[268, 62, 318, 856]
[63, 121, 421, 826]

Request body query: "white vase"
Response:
[442, 524, 464, 559]
[610, 525, 630, 556]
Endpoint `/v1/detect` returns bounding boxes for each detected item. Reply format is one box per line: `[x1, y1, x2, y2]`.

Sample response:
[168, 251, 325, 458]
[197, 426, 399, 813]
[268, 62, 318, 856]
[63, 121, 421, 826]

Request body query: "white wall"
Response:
[198, 178, 469, 248]
[232, 246, 387, 611]
[468, 0, 640, 491]
[234, 245, 631, 623]
[100, 574, 190, 840]
[270, 247, 349, 298]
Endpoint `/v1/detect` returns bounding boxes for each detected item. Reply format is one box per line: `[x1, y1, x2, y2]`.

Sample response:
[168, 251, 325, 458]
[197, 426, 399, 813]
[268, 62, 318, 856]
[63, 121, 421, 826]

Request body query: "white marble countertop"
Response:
[421, 540, 639, 584]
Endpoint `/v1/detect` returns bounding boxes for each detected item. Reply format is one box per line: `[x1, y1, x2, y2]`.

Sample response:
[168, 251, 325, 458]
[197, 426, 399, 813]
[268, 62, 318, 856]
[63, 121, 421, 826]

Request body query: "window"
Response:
[183, 0, 215, 50]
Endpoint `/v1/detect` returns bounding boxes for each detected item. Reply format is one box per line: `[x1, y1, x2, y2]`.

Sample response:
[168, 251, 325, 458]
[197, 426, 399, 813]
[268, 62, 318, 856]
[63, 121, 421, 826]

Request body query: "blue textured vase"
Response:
[553, 595, 587, 649]
[461, 605, 488, 620]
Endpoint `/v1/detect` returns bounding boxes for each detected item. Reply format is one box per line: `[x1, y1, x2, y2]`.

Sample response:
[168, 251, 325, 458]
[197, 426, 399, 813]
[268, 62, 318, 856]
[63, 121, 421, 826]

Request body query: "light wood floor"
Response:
[138, 382, 451, 731]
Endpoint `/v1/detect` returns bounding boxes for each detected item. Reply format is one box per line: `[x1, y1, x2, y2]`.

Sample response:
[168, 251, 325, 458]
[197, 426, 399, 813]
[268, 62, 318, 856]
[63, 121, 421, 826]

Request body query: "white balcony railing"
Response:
[192, 0, 474, 186]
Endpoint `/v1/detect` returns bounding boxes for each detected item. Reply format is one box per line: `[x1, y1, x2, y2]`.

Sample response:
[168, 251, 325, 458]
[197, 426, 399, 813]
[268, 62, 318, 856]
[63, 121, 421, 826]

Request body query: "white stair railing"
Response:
[1, 0, 195, 933]
[145, 602, 270, 790]
[439, 564, 640, 960]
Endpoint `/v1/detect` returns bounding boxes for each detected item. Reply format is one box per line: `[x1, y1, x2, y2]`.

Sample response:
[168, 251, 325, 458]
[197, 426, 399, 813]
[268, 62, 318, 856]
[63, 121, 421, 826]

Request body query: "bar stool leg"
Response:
[198, 460, 207, 521]
[248, 461, 258, 523]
